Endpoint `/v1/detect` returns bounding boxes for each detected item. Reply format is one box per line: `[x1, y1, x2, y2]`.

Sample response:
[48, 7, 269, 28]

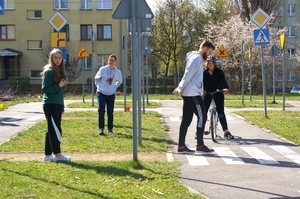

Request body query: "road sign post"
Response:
[249, 46, 253, 101]
[112, 0, 153, 161]
[280, 34, 286, 110]
[251, 8, 270, 118]
[267, 43, 281, 103]
[77, 45, 90, 103]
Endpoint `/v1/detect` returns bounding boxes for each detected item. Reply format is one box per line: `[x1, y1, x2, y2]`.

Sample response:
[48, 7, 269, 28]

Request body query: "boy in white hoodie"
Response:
[95, 54, 123, 135]
[173, 40, 215, 153]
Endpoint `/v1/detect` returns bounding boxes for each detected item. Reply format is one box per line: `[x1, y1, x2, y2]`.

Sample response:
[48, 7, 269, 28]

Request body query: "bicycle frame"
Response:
[209, 97, 219, 143]
[205, 90, 223, 143]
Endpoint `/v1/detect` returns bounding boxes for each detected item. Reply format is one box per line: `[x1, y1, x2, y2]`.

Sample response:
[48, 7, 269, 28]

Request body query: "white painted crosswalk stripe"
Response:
[213, 147, 245, 164]
[170, 117, 181, 122]
[241, 147, 279, 164]
[26, 116, 41, 121]
[186, 154, 209, 166]
[182, 146, 300, 166]
[269, 145, 300, 164]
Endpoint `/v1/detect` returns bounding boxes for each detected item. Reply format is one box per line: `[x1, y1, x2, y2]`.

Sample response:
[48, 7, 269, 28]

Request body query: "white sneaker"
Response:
[43, 155, 54, 162]
[54, 154, 71, 162]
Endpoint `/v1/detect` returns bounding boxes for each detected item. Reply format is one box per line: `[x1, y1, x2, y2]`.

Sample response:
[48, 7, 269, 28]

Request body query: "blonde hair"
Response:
[40, 48, 66, 84]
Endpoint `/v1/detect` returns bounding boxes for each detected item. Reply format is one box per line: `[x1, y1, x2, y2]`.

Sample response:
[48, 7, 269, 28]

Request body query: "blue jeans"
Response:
[96, 92, 115, 130]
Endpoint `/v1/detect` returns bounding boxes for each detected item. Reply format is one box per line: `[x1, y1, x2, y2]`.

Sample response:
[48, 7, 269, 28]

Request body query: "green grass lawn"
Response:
[0, 111, 204, 198]
[234, 110, 300, 145]
[0, 93, 299, 198]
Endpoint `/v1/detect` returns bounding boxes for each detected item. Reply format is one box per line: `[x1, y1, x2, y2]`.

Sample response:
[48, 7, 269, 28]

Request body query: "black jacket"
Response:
[203, 67, 228, 92]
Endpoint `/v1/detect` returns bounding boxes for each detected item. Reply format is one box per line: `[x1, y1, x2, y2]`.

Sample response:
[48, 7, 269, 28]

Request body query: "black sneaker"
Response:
[196, 145, 214, 153]
[99, 129, 104, 135]
[204, 131, 210, 135]
[177, 146, 195, 153]
[224, 132, 234, 139]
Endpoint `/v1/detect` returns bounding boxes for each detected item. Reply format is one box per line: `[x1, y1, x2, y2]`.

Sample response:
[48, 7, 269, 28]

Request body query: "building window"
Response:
[29, 70, 42, 79]
[54, 0, 69, 9]
[97, 54, 110, 68]
[97, 25, 112, 40]
[0, 25, 15, 40]
[97, 0, 112, 9]
[277, 4, 284, 16]
[80, 0, 92, 9]
[81, 24, 92, 40]
[287, 71, 295, 81]
[54, 25, 69, 40]
[81, 56, 92, 70]
[27, 10, 42, 19]
[27, 40, 42, 49]
[287, 48, 296, 59]
[287, 4, 296, 16]
[287, 27, 295, 37]
[4, 0, 15, 9]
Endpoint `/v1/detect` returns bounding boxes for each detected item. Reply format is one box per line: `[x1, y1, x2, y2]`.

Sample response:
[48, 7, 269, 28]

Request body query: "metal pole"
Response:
[124, 20, 129, 111]
[91, 29, 95, 106]
[282, 47, 286, 110]
[146, 51, 149, 104]
[260, 45, 267, 117]
[250, 46, 253, 101]
[221, 57, 224, 70]
[119, 19, 123, 108]
[142, 36, 146, 114]
[272, 43, 276, 103]
[82, 61, 85, 102]
[137, 19, 142, 145]
[130, 0, 138, 161]
[241, 40, 244, 105]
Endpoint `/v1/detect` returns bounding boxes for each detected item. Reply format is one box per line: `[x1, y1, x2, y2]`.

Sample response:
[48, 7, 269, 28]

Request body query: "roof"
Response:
[0, 48, 23, 56]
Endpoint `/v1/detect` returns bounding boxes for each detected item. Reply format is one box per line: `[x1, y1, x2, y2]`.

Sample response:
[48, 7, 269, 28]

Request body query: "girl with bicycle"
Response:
[202, 55, 234, 140]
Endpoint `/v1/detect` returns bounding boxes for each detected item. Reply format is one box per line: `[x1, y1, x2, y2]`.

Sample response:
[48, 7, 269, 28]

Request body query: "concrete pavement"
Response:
[0, 100, 300, 198]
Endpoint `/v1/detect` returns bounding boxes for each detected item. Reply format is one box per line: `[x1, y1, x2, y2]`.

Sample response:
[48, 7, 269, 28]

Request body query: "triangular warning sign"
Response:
[255, 30, 269, 43]
[77, 45, 89, 58]
[216, 45, 228, 57]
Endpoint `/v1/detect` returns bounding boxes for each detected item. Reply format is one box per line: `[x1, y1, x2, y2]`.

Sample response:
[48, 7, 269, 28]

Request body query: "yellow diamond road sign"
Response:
[48, 11, 68, 32]
[250, 8, 270, 28]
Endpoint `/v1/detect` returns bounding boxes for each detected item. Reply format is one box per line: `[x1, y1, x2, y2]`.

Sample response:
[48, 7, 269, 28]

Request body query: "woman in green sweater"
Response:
[40, 48, 70, 162]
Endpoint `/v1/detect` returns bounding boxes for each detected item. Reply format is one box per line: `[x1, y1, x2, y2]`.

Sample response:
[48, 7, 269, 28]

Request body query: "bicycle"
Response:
[204, 89, 224, 143]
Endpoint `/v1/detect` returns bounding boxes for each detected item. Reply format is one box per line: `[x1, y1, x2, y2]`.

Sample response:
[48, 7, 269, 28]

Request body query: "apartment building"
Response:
[274, 0, 300, 89]
[0, 0, 126, 90]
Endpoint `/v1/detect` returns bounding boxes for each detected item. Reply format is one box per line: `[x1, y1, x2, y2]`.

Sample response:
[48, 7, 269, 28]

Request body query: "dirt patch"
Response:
[0, 152, 167, 162]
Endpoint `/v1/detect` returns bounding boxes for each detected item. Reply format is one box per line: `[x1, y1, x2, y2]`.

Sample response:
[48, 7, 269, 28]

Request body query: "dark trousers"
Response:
[43, 104, 63, 155]
[96, 92, 115, 130]
[203, 93, 228, 131]
[179, 96, 207, 147]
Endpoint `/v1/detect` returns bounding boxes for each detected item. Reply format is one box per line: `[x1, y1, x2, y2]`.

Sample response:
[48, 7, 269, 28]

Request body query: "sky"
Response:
[145, 0, 156, 11]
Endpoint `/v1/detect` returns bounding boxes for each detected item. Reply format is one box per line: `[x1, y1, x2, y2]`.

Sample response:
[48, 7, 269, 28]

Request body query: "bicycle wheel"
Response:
[210, 109, 218, 143]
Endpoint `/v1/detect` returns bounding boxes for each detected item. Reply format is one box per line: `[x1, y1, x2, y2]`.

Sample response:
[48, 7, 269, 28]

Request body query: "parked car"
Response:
[290, 84, 300, 94]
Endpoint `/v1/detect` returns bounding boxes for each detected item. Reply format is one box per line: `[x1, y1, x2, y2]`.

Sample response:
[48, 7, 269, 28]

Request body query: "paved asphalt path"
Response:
[1, 100, 300, 199]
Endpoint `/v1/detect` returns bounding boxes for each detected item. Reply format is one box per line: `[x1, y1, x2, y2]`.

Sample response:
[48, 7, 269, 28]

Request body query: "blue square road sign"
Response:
[0, 0, 4, 15]
[254, 29, 270, 45]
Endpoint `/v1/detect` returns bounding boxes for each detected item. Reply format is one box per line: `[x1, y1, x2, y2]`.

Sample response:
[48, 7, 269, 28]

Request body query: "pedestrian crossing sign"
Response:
[253, 29, 270, 45]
